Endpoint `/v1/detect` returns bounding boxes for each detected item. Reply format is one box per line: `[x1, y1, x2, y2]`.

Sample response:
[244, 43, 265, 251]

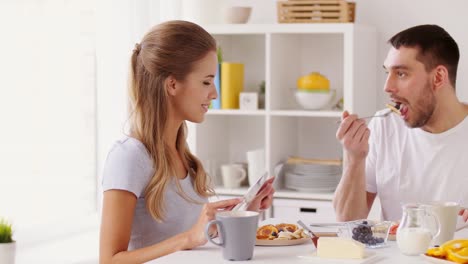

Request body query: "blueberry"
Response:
[358, 234, 367, 242]
[271, 231, 277, 237]
[362, 220, 368, 225]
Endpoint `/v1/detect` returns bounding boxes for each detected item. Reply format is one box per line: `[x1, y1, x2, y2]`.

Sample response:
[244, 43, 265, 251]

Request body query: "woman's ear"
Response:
[432, 65, 449, 91]
[165, 75, 178, 96]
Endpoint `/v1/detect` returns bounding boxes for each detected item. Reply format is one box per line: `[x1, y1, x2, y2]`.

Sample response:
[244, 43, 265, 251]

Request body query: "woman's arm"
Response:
[99, 190, 190, 263]
[99, 190, 241, 264]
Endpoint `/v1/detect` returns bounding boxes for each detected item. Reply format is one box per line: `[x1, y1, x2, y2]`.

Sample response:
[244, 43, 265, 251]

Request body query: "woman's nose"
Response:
[210, 84, 218, 100]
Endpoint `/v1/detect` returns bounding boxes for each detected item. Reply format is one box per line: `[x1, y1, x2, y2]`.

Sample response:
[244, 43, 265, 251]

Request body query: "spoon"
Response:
[335, 108, 392, 124]
[297, 220, 319, 248]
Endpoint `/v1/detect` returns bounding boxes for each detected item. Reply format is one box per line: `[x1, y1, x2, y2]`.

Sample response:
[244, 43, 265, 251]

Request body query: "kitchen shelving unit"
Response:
[189, 23, 377, 222]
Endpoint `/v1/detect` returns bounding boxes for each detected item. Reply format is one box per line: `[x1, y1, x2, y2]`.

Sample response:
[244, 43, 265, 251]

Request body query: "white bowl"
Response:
[295, 90, 334, 110]
[224, 6, 252, 24]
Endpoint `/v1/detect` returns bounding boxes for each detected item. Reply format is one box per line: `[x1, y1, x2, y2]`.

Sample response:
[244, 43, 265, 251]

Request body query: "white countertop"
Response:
[151, 229, 468, 264]
[215, 187, 334, 201]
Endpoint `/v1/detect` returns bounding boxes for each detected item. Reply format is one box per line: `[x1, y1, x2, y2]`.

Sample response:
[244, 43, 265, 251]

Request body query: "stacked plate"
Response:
[284, 163, 341, 193]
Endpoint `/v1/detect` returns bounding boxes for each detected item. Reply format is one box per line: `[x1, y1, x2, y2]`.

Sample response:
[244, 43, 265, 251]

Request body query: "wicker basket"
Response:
[277, 0, 355, 23]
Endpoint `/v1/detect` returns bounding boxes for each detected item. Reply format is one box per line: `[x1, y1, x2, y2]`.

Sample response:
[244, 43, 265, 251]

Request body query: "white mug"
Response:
[246, 149, 265, 187]
[221, 164, 246, 188]
[422, 201, 465, 246]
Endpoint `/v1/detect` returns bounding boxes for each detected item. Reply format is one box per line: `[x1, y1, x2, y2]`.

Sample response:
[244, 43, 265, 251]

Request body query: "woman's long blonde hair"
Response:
[128, 20, 216, 221]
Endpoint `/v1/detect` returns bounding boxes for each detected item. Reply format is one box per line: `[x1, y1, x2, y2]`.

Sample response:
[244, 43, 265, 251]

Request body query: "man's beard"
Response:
[406, 80, 436, 128]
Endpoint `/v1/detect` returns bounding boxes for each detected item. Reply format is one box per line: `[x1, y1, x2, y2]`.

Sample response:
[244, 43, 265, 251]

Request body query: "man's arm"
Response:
[333, 111, 375, 221]
[332, 156, 376, 220]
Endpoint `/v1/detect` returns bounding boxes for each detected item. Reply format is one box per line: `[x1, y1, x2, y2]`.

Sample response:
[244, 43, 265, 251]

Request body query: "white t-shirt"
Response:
[102, 137, 208, 250]
[366, 111, 468, 221]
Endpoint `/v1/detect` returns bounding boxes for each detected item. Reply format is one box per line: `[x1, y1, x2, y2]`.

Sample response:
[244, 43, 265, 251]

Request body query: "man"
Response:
[334, 24, 468, 222]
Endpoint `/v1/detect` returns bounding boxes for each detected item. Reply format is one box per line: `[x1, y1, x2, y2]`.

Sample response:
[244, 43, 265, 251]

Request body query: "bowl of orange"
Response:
[296, 72, 334, 110]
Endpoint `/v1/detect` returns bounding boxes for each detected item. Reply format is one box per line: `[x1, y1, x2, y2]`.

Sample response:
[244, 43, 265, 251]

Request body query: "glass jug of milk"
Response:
[396, 203, 440, 255]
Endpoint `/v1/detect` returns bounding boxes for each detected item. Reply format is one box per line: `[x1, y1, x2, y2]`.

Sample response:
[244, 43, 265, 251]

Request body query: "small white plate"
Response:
[256, 237, 311, 246]
[420, 254, 457, 264]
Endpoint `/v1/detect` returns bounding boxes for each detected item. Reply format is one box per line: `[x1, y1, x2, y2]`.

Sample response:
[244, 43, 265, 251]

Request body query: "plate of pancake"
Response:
[255, 223, 311, 246]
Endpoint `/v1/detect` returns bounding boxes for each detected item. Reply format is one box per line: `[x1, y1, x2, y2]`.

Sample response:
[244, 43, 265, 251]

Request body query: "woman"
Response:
[99, 20, 275, 263]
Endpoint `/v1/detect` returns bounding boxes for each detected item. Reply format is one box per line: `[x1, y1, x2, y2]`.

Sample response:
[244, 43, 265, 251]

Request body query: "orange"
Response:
[426, 247, 447, 258]
[297, 72, 330, 91]
[441, 239, 468, 252]
[437, 239, 468, 264]
[446, 247, 468, 264]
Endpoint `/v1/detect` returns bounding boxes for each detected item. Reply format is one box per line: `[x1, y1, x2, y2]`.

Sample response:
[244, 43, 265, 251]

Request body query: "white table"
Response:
[151, 229, 468, 264]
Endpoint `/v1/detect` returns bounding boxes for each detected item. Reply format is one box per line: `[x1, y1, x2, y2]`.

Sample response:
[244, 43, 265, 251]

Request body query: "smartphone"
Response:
[232, 172, 271, 211]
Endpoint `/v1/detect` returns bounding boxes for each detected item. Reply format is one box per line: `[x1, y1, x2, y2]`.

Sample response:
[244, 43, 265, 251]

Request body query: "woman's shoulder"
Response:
[102, 136, 154, 196]
[108, 136, 151, 165]
[111, 136, 148, 155]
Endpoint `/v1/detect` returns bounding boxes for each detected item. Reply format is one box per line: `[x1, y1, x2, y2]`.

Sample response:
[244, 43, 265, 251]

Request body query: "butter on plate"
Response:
[317, 237, 365, 259]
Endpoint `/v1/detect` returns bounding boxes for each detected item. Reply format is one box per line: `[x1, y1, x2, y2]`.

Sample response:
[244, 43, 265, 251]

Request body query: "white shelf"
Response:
[270, 110, 342, 117]
[189, 23, 376, 206]
[203, 23, 357, 34]
[207, 109, 341, 117]
[207, 109, 266, 116]
[214, 187, 334, 201]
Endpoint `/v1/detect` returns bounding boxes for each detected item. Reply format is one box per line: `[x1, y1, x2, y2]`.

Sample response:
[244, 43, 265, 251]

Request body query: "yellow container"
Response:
[221, 62, 244, 109]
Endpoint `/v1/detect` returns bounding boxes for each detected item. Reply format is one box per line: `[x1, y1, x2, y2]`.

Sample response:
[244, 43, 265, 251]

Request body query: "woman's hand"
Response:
[246, 177, 275, 211]
[186, 198, 241, 249]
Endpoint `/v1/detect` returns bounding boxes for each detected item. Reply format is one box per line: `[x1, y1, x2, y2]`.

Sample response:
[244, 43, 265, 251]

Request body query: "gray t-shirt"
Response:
[102, 136, 207, 250]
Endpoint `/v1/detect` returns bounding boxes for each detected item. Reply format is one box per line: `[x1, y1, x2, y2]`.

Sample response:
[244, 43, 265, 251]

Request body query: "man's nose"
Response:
[383, 75, 395, 94]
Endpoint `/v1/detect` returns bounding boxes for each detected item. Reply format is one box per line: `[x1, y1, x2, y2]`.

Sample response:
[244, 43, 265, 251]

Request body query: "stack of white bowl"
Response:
[283, 163, 341, 193]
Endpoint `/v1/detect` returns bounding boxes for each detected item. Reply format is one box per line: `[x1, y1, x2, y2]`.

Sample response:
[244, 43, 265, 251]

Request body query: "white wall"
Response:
[95, 0, 153, 209]
[353, 0, 468, 107]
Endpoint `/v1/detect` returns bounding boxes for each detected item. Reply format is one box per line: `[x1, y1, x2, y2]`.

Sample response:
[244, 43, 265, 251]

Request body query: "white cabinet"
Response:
[188, 24, 377, 219]
[273, 198, 336, 223]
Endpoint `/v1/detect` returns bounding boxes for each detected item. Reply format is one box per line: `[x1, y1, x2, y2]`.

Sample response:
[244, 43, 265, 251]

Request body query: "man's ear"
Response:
[432, 65, 449, 91]
[165, 75, 178, 96]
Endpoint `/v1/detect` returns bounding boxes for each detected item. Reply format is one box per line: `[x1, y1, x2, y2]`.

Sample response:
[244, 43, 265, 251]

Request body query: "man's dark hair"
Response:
[388, 24, 459, 88]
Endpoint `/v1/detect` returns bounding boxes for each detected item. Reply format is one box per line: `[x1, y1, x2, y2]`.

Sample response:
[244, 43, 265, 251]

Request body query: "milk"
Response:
[396, 227, 432, 255]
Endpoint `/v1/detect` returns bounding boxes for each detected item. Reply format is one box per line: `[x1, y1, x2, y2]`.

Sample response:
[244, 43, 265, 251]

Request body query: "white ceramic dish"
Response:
[224, 6, 252, 24]
[256, 237, 311, 246]
[256, 218, 311, 246]
[295, 90, 335, 110]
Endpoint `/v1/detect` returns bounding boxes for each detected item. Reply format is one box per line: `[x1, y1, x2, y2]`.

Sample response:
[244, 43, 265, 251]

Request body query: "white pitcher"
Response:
[396, 203, 440, 256]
